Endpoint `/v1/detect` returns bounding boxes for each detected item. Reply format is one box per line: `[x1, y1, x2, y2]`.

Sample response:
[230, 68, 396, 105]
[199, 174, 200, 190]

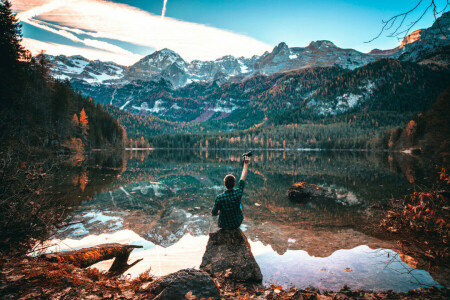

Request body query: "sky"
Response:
[11, 0, 448, 66]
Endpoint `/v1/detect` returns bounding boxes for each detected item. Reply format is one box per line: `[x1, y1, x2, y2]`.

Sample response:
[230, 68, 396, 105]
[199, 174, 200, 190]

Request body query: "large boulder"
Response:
[146, 268, 220, 300]
[287, 182, 334, 203]
[200, 229, 263, 283]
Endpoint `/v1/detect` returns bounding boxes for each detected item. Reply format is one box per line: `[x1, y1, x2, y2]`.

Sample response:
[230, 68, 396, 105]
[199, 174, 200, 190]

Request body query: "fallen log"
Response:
[287, 182, 335, 203]
[41, 243, 143, 275]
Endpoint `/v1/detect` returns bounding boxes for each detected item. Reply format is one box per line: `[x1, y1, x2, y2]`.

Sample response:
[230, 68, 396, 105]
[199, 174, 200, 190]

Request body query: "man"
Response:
[211, 155, 251, 229]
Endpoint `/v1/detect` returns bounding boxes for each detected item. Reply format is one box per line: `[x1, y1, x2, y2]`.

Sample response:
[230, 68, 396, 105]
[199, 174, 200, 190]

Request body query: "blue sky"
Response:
[12, 0, 447, 65]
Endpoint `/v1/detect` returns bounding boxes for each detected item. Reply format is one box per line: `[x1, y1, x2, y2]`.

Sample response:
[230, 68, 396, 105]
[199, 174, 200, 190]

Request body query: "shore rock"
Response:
[146, 268, 220, 300]
[287, 182, 334, 203]
[200, 229, 263, 283]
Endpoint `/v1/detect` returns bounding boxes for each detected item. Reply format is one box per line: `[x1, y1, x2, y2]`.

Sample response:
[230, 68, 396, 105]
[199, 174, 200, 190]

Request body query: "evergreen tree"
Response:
[0, 0, 27, 103]
[0, 0, 25, 64]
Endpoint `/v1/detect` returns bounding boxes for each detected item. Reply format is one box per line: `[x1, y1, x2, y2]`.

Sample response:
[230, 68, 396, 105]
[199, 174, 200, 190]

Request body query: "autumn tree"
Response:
[79, 108, 89, 134]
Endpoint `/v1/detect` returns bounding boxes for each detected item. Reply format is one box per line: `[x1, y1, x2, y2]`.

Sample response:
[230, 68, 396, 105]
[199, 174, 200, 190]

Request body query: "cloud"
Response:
[161, 0, 168, 18]
[12, 0, 272, 63]
[22, 38, 142, 65]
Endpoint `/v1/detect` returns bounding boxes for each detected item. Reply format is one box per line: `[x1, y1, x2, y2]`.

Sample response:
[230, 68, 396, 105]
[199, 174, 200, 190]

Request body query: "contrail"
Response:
[161, 0, 168, 18]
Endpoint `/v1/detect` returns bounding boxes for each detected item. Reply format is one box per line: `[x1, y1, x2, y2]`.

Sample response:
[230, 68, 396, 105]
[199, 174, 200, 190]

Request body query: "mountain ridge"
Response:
[48, 10, 449, 89]
[43, 11, 449, 133]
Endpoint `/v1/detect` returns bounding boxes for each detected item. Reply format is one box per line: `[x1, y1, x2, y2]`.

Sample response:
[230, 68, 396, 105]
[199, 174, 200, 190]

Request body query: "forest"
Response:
[0, 3, 125, 153]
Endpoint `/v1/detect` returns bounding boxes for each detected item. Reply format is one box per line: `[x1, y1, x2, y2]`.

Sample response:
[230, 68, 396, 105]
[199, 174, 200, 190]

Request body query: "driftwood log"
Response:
[41, 243, 143, 275]
[287, 182, 335, 203]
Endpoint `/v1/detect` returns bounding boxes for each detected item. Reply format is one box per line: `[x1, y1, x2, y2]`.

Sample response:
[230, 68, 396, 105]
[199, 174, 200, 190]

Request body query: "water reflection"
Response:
[49, 149, 445, 291]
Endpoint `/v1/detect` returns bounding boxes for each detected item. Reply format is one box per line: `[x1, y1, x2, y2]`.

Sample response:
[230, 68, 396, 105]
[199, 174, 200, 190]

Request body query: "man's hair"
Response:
[224, 174, 235, 189]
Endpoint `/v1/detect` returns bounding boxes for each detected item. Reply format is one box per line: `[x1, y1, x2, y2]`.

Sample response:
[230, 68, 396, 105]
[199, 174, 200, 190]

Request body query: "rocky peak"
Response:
[400, 29, 424, 48]
[272, 42, 290, 55]
[395, 11, 449, 64]
[216, 55, 235, 62]
[307, 40, 336, 50]
[368, 48, 398, 56]
[135, 48, 186, 69]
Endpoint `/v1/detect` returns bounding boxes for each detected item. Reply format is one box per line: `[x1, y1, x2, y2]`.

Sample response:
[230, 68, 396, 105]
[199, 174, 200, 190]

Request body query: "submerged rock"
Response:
[146, 268, 220, 300]
[287, 182, 334, 203]
[200, 229, 263, 283]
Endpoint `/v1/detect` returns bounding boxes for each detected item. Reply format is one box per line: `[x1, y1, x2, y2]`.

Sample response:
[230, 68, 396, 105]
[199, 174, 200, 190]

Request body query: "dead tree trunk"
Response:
[41, 243, 143, 275]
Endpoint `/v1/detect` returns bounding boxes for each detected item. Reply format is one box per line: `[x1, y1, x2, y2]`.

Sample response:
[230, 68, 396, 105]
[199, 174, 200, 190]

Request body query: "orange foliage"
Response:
[382, 168, 449, 244]
[79, 172, 88, 192]
[79, 108, 89, 132]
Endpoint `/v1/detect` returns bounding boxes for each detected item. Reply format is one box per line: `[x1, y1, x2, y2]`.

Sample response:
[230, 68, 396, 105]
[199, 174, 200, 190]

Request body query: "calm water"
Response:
[46, 149, 446, 291]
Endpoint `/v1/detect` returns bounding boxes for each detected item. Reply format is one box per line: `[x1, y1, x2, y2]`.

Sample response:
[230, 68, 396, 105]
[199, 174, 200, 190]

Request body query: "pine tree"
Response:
[0, 0, 26, 64]
[0, 0, 28, 103]
[71, 114, 79, 128]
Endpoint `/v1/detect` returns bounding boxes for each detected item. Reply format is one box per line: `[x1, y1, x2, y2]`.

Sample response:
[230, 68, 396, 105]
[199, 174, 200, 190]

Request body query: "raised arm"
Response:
[240, 155, 251, 181]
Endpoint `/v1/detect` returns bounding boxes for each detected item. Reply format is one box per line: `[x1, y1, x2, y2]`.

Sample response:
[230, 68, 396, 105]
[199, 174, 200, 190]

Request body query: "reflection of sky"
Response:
[252, 243, 439, 292]
[44, 230, 439, 292]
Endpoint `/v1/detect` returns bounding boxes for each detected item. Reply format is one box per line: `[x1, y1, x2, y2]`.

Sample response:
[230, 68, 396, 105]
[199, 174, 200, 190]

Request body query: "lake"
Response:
[44, 149, 446, 292]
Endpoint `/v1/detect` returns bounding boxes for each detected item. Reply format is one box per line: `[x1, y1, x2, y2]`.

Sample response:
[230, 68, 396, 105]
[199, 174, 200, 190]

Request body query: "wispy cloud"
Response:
[22, 38, 142, 65]
[13, 0, 272, 64]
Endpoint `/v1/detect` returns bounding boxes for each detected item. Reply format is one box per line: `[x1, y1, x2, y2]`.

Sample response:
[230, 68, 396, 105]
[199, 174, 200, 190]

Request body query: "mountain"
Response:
[69, 66, 346, 128]
[44, 11, 449, 134]
[48, 40, 381, 125]
[49, 40, 378, 89]
[255, 41, 375, 73]
[271, 59, 450, 125]
[48, 55, 126, 84]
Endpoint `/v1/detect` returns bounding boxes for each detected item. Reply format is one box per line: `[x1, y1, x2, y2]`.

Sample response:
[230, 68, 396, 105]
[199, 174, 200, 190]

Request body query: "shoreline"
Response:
[0, 255, 448, 299]
[124, 147, 405, 153]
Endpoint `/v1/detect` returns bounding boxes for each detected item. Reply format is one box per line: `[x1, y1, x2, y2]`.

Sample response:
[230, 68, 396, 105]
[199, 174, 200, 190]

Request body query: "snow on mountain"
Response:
[46, 12, 449, 124]
[307, 80, 376, 116]
[49, 40, 379, 89]
[49, 11, 449, 90]
[48, 55, 126, 84]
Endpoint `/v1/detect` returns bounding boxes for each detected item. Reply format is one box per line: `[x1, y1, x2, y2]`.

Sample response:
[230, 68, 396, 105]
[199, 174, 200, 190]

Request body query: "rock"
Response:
[287, 182, 334, 203]
[146, 268, 220, 300]
[200, 229, 263, 283]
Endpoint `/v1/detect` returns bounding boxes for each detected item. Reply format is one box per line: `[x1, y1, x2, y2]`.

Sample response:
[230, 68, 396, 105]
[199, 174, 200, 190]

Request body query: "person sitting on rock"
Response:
[211, 155, 251, 229]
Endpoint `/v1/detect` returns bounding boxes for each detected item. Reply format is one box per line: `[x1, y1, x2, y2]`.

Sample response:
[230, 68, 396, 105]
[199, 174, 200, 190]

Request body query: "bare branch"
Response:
[366, 0, 449, 43]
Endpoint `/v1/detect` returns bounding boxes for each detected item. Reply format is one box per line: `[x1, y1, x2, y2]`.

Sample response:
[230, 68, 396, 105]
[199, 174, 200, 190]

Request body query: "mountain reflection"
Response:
[51, 149, 444, 291]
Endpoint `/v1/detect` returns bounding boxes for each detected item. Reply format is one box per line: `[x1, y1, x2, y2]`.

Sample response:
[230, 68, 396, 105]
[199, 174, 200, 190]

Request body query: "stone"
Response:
[287, 182, 334, 203]
[146, 268, 220, 300]
[200, 229, 263, 283]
